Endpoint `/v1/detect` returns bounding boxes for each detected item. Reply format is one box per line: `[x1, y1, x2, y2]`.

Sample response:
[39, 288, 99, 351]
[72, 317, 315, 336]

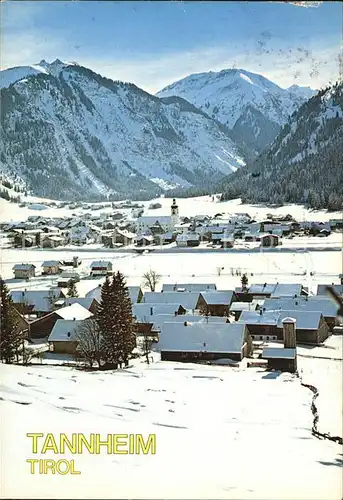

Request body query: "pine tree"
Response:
[67, 280, 78, 298]
[0, 277, 21, 363]
[113, 271, 136, 366]
[96, 276, 118, 368]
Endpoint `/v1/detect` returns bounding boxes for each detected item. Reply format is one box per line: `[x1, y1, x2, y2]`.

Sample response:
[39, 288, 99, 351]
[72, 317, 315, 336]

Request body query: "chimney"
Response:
[150, 307, 153, 316]
[184, 321, 187, 326]
[174, 311, 177, 316]
[282, 317, 296, 349]
[260, 309, 263, 316]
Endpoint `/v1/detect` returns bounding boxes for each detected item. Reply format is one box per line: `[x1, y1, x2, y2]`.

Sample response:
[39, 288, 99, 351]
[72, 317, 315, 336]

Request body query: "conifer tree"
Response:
[0, 277, 21, 363]
[241, 273, 249, 290]
[67, 279, 78, 298]
[96, 276, 118, 368]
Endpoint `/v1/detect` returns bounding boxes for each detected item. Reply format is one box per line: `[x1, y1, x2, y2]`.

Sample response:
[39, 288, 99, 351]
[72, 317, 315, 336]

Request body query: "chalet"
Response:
[263, 296, 338, 331]
[158, 322, 252, 362]
[42, 235, 65, 248]
[132, 303, 186, 334]
[12, 264, 36, 280]
[143, 291, 200, 311]
[48, 319, 85, 354]
[113, 229, 136, 246]
[275, 310, 329, 344]
[262, 347, 297, 373]
[61, 271, 80, 282]
[20, 303, 93, 339]
[236, 283, 305, 301]
[154, 232, 175, 245]
[176, 232, 200, 247]
[162, 283, 217, 293]
[41, 260, 62, 275]
[260, 234, 280, 247]
[136, 235, 154, 247]
[90, 261, 113, 277]
[221, 235, 234, 248]
[196, 291, 237, 317]
[238, 310, 280, 341]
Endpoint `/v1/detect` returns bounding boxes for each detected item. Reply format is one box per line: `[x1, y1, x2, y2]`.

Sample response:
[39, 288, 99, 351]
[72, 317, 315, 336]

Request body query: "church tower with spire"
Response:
[170, 198, 179, 229]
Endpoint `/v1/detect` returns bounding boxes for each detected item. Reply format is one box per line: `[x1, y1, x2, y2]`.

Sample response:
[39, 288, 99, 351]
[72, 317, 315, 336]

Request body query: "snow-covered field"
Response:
[1, 337, 342, 500]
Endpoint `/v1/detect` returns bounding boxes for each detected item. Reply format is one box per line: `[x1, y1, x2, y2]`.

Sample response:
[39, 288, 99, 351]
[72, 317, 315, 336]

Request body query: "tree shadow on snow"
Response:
[318, 458, 343, 467]
[262, 372, 281, 379]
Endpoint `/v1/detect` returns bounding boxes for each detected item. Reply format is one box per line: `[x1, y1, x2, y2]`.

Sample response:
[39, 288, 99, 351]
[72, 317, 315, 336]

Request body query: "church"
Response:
[135, 199, 179, 234]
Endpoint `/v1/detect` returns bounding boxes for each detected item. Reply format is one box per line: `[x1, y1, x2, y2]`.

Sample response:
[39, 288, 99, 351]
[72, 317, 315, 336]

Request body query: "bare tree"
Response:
[141, 333, 155, 364]
[75, 318, 103, 369]
[216, 266, 224, 276]
[142, 269, 161, 292]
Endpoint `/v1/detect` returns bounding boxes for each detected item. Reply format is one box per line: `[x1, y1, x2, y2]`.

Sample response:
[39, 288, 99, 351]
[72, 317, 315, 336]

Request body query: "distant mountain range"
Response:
[157, 68, 317, 157]
[2, 60, 338, 207]
[220, 82, 343, 211]
[0, 60, 245, 201]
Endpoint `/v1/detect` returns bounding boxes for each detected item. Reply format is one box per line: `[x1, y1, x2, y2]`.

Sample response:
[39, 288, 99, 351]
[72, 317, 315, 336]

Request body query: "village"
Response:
[2, 197, 343, 252]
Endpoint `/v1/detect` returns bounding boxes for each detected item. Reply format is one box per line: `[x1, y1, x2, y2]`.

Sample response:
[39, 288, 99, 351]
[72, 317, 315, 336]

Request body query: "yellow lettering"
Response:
[113, 434, 128, 454]
[135, 434, 156, 455]
[41, 434, 59, 454]
[78, 433, 95, 454]
[26, 433, 44, 453]
[129, 433, 135, 454]
[60, 433, 77, 454]
[70, 459, 81, 475]
[26, 459, 39, 473]
[44, 459, 56, 474]
[56, 459, 70, 475]
[95, 434, 112, 454]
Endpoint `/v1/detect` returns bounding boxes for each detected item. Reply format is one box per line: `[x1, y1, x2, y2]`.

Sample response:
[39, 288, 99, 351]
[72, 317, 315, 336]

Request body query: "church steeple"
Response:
[171, 198, 179, 228]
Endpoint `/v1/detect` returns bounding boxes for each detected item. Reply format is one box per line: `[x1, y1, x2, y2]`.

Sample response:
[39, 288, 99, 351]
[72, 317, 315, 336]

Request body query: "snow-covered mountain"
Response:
[220, 82, 343, 211]
[156, 69, 317, 156]
[0, 60, 245, 201]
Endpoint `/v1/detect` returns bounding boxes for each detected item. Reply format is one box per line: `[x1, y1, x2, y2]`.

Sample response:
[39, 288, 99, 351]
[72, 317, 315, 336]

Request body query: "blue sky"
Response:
[1, 1, 342, 92]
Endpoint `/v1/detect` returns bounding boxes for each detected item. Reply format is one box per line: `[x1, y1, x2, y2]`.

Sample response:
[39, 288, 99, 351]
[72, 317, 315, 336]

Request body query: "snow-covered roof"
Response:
[248, 283, 302, 297]
[12, 264, 36, 270]
[137, 216, 172, 225]
[262, 348, 296, 359]
[11, 289, 63, 312]
[263, 297, 337, 318]
[41, 260, 61, 267]
[151, 314, 226, 332]
[276, 310, 322, 330]
[176, 232, 200, 241]
[86, 284, 141, 304]
[317, 284, 343, 296]
[48, 319, 85, 342]
[61, 297, 96, 310]
[162, 283, 217, 292]
[230, 302, 258, 312]
[238, 310, 280, 325]
[90, 261, 112, 268]
[143, 291, 200, 311]
[199, 291, 235, 305]
[55, 303, 93, 321]
[128, 286, 142, 304]
[158, 322, 246, 354]
[132, 303, 184, 321]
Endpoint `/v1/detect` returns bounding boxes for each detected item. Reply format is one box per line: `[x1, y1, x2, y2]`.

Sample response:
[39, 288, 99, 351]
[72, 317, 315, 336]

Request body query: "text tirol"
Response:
[26, 433, 156, 474]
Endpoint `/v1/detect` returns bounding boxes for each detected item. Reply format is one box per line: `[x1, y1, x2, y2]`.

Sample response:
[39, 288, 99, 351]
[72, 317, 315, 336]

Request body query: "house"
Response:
[260, 234, 280, 247]
[176, 232, 200, 247]
[41, 260, 62, 275]
[221, 235, 234, 249]
[42, 235, 65, 248]
[11, 288, 65, 317]
[236, 283, 305, 301]
[20, 303, 93, 339]
[238, 310, 280, 341]
[263, 296, 338, 331]
[12, 264, 36, 280]
[143, 291, 200, 311]
[162, 283, 217, 293]
[136, 235, 154, 247]
[48, 319, 85, 354]
[196, 291, 237, 317]
[262, 347, 297, 372]
[132, 303, 186, 334]
[113, 229, 136, 246]
[154, 232, 176, 245]
[136, 199, 179, 233]
[90, 261, 113, 277]
[157, 321, 252, 362]
[275, 310, 329, 344]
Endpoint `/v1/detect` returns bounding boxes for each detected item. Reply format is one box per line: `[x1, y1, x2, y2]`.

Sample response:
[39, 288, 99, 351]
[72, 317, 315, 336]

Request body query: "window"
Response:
[266, 336, 269, 340]
[260, 336, 263, 340]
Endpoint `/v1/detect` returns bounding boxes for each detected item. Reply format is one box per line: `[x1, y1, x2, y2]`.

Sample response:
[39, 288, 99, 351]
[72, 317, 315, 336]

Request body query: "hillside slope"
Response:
[220, 82, 343, 211]
[0, 60, 244, 201]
